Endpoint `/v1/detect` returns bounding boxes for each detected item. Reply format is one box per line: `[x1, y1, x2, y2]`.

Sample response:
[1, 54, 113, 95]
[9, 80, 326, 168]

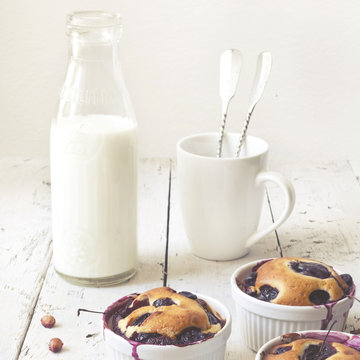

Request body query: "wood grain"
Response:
[0, 158, 52, 360]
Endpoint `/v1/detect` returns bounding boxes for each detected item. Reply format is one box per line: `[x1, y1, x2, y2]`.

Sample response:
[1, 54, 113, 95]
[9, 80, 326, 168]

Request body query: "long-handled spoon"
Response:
[234, 52, 272, 157]
[216, 49, 242, 158]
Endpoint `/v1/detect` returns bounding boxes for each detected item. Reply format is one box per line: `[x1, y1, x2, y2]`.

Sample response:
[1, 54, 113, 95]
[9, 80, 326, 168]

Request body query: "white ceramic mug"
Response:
[176, 133, 295, 260]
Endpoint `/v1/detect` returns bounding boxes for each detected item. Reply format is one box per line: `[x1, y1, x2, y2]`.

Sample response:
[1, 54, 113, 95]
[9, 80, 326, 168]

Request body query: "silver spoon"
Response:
[216, 49, 242, 158]
[234, 52, 272, 157]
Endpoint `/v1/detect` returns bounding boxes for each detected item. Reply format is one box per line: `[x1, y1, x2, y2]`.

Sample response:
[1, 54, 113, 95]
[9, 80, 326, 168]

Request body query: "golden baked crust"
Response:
[246, 257, 349, 306]
[117, 287, 223, 339]
[263, 338, 360, 359]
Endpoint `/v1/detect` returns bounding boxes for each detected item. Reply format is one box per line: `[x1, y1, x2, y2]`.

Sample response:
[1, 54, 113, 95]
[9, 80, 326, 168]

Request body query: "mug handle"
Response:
[245, 171, 296, 248]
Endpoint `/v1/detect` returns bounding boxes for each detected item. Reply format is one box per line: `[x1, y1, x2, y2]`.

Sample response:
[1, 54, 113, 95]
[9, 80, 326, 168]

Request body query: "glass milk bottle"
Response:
[50, 11, 138, 286]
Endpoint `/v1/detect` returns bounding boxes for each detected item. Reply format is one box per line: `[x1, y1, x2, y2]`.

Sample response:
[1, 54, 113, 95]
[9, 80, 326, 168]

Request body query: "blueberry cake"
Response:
[239, 257, 353, 306]
[263, 338, 360, 359]
[106, 287, 225, 345]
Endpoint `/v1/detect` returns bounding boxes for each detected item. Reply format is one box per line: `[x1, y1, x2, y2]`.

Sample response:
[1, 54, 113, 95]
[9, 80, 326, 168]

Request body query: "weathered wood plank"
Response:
[349, 159, 360, 185]
[17, 159, 171, 359]
[4, 157, 360, 360]
[0, 158, 52, 360]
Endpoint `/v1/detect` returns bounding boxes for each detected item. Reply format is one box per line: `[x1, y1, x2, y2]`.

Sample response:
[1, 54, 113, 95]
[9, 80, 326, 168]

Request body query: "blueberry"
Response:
[301, 342, 336, 360]
[176, 327, 209, 344]
[131, 298, 150, 310]
[309, 290, 330, 305]
[130, 332, 173, 345]
[196, 298, 208, 309]
[206, 311, 220, 325]
[130, 332, 155, 343]
[340, 273, 353, 287]
[273, 345, 292, 354]
[130, 328, 211, 345]
[255, 285, 279, 302]
[146, 335, 173, 345]
[301, 344, 321, 359]
[131, 312, 151, 326]
[112, 312, 124, 334]
[178, 291, 197, 300]
[290, 261, 331, 279]
[117, 297, 136, 318]
[152, 297, 175, 307]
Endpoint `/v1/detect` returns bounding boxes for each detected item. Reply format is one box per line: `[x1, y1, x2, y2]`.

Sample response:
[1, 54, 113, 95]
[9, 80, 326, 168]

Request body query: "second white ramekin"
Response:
[103, 293, 232, 360]
[255, 330, 360, 359]
[230, 259, 355, 351]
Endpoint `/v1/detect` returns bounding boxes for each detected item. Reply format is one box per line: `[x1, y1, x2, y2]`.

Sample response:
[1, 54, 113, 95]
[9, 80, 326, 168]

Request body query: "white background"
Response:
[1, 0, 360, 162]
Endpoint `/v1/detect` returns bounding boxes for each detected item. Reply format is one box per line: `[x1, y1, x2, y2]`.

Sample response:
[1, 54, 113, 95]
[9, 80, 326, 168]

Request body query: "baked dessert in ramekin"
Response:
[255, 330, 360, 359]
[103, 286, 231, 360]
[230, 258, 355, 351]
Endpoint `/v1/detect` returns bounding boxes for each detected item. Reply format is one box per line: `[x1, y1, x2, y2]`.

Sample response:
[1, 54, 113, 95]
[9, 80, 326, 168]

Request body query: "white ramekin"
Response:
[103, 293, 232, 360]
[255, 330, 360, 359]
[230, 259, 355, 352]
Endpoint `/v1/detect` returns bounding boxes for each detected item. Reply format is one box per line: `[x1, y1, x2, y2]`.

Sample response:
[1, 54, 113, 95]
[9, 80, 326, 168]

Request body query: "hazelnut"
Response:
[49, 338, 63, 353]
[41, 315, 56, 328]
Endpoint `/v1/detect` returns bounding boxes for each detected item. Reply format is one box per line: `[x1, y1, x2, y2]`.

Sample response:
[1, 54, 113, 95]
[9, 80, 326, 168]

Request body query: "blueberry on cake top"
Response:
[263, 338, 360, 359]
[239, 257, 353, 306]
[109, 287, 225, 345]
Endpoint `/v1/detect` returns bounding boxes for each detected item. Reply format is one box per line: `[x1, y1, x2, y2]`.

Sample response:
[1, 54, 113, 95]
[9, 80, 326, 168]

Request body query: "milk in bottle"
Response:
[51, 12, 137, 286]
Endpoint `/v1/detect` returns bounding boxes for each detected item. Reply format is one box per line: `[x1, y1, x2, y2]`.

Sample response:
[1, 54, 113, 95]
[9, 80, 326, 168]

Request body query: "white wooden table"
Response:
[1, 157, 360, 359]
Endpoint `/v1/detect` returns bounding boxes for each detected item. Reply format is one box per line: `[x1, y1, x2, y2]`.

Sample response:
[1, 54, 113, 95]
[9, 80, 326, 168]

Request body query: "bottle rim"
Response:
[67, 11, 122, 31]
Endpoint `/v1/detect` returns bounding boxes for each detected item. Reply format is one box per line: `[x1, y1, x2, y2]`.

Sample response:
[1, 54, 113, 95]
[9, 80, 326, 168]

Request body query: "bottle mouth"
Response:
[67, 11, 122, 41]
[68, 11, 121, 29]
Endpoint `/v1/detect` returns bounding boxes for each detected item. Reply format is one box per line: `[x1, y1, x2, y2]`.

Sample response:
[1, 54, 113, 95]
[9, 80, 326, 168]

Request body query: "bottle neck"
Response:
[60, 36, 126, 116]
[61, 41, 125, 110]
[69, 38, 121, 64]
[57, 11, 135, 120]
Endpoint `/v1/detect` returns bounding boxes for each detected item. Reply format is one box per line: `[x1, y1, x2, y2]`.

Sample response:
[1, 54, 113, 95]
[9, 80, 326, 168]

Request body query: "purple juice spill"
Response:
[103, 296, 144, 360]
[346, 336, 360, 351]
[281, 331, 360, 353]
[317, 285, 355, 330]
[130, 340, 141, 360]
[320, 303, 335, 330]
[349, 283, 356, 297]
[300, 331, 349, 343]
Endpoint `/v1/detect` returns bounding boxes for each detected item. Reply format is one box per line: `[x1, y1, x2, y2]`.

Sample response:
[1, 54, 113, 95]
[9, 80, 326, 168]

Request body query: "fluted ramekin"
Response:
[230, 259, 355, 351]
[103, 293, 231, 360]
[255, 330, 360, 359]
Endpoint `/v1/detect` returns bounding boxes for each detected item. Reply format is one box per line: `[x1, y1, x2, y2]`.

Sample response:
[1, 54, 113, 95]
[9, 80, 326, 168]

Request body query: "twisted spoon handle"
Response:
[235, 52, 272, 157]
[216, 49, 242, 158]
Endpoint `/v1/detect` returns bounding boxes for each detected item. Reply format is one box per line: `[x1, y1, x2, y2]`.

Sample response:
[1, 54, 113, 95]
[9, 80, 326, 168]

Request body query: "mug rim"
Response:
[176, 132, 269, 160]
